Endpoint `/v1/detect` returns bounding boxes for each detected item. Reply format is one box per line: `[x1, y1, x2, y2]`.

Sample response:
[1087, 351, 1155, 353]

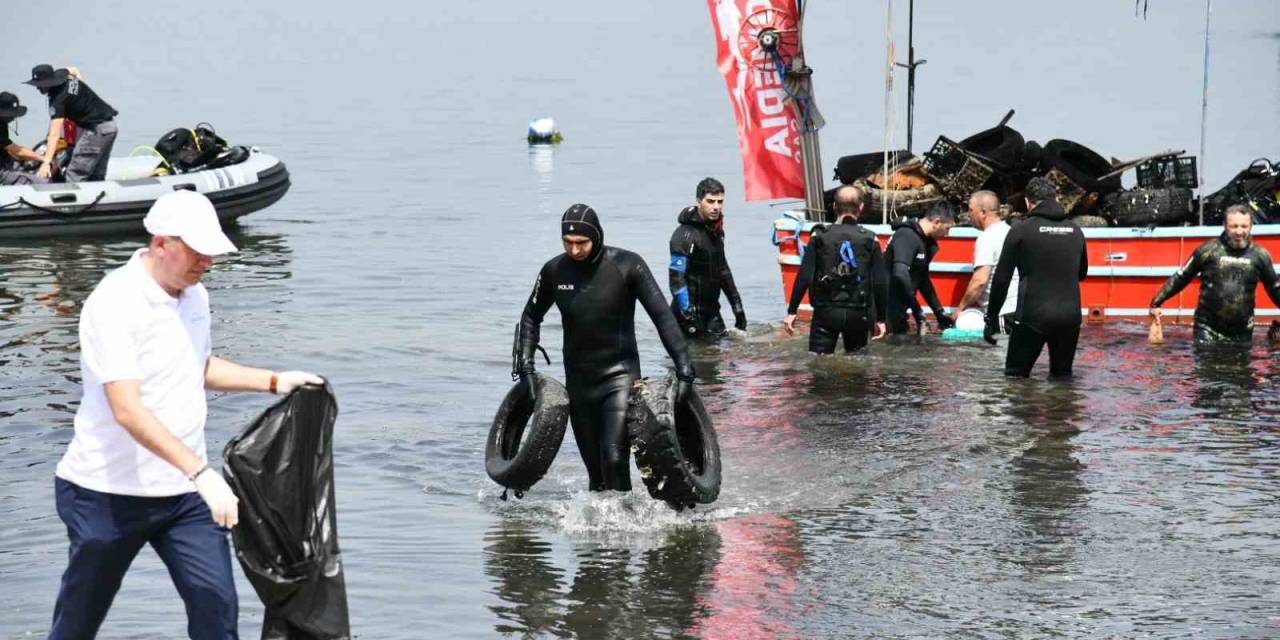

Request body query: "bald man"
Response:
[953, 190, 1018, 331]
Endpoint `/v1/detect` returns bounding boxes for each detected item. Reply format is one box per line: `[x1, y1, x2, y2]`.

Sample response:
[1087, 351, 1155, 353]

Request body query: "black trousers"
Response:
[1005, 322, 1080, 378]
[566, 368, 636, 492]
[809, 306, 871, 354]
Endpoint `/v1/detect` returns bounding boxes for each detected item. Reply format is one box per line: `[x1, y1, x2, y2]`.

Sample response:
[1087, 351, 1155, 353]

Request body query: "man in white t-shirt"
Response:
[953, 190, 1019, 331]
[48, 190, 322, 640]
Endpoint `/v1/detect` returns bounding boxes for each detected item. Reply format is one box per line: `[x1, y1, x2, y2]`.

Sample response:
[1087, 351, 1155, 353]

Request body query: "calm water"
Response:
[3, 1, 1280, 638]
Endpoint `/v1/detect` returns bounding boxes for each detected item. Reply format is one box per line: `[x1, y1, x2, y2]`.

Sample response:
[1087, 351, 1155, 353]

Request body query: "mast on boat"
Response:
[790, 1, 825, 220]
[895, 0, 926, 153]
[1197, 0, 1213, 225]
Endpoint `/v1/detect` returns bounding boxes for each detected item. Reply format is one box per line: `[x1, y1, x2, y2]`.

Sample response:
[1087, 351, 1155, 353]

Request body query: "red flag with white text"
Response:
[707, 0, 805, 201]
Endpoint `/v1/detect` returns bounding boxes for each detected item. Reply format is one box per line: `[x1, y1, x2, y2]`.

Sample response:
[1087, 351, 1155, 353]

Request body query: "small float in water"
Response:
[527, 116, 562, 145]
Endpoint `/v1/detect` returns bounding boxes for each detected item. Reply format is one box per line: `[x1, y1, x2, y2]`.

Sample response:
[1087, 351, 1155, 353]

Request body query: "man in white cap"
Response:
[48, 190, 322, 639]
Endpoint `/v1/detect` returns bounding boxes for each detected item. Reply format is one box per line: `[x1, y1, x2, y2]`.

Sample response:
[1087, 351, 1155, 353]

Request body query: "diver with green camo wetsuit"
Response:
[1150, 205, 1280, 343]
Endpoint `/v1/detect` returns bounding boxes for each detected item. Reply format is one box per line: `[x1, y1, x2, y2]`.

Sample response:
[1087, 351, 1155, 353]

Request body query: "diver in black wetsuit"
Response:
[884, 204, 956, 334]
[1150, 205, 1280, 344]
[985, 177, 1089, 377]
[668, 177, 745, 338]
[516, 204, 695, 492]
[783, 185, 888, 352]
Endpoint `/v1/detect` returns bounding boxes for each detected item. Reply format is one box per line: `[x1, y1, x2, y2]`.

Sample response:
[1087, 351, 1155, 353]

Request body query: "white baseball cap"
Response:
[142, 190, 237, 256]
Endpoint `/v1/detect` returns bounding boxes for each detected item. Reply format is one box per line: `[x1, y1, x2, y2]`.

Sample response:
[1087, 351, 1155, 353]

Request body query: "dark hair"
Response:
[1223, 204, 1254, 223]
[696, 177, 725, 201]
[922, 202, 956, 223]
[1025, 177, 1057, 204]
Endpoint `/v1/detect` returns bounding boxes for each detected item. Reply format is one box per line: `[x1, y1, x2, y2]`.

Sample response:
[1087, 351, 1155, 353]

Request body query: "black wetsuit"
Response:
[519, 210, 693, 492]
[884, 218, 944, 334]
[788, 221, 888, 353]
[987, 200, 1089, 377]
[668, 206, 743, 338]
[1150, 235, 1280, 343]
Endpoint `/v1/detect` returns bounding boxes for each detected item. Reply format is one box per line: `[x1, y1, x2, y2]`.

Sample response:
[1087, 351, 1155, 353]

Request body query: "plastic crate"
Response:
[922, 136, 994, 201]
[1136, 156, 1198, 189]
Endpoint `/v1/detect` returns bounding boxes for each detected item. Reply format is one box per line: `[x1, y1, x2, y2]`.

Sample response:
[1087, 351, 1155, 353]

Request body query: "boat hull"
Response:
[0, 150, 290, 239]
[773, 214, 1280, 324]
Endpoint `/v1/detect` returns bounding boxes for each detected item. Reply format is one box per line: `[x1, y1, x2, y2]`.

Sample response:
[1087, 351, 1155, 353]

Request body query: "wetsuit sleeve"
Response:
[1078, 232, 1089, 282]
[1255, 249, 1280, 308]
[1150, 243, 1207, 307]
[891, 263, 914, 305]
[987, 229, 1019, 322]
[870, 240, 888, 323]
[719, 250, 743, 312]
[919, 271, 945, 316]
[787, 238, 818, 315]
[516, 262, 556, 372]
[630, 255, 695, 379]
[668, 228, 692, 313]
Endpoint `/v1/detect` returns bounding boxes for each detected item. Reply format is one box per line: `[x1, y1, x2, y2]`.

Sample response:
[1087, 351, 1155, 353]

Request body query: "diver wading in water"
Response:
[516, 204, 695, 492]
[985, 177, 1089, 377]
[668, 177, 746, 339]
[784, 185, 888, 352]
[1149, 205, 1280, 344]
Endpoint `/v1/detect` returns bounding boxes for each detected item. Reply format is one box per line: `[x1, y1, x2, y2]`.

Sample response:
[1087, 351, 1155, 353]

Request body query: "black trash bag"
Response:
[223, 382, 351, 640]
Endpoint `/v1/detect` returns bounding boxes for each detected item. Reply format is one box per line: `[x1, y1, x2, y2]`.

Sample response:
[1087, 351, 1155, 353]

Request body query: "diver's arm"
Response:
[986, 234, 1018, 325]
[516, 263, 556, 372]
[719, 250, 743, 313]
[919, 271, 945, 317]
[668, 228, 693, 317]
[1078, 234, 1090, 281]
[1150, 244, 1206, 307]
[5, 142, 44, 164]
[786, 239, 817, 315]
[633, 256, 694, 378]
[1256, 250, 1280, 309]
[870, 241, 889, 323]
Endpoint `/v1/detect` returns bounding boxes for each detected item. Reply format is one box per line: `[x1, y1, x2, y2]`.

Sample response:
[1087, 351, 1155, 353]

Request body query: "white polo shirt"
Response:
[56, 249, 212, 497]
[974, 220, 1019, 317]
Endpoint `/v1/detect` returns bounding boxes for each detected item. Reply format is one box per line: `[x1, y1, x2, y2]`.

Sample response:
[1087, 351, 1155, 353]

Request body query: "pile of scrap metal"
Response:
[828, 115, 1278, 228]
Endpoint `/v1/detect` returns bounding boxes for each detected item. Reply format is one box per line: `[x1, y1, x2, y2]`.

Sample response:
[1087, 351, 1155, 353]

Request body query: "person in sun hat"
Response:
[47, 190, 323, 639]
[0, 90, 49, 185]
[25, 64, 118, 182]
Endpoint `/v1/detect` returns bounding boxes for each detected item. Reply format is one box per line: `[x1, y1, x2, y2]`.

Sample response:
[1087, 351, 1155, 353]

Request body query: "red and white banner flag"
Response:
[707, 0, 805, 201]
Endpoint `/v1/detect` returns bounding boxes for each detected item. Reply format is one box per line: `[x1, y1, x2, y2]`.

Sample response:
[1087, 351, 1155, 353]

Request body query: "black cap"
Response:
[561, 204, 604, 262]
[24, 64, 69, 88]
[0, 92, 27, 119]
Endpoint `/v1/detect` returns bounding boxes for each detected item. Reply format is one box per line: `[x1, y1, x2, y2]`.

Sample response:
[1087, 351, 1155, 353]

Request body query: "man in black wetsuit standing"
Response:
[516, 204, 695, 493]
[884, 204, 956, 334]
[985, 177, 1089, 377]
[1149, 205, 1280, 344]
[783, 185, 888, 352]
[668, 177, 746, 338]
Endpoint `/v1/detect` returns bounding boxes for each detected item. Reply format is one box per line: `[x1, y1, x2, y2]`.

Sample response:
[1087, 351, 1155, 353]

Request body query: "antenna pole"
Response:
[906, 0, 916, 153]
[1197, 0, 1212, 225]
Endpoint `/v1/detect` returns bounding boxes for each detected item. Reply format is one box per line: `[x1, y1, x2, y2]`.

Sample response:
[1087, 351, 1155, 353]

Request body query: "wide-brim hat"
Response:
[0, 92, 28, 119]
[24, 64, 69, 88]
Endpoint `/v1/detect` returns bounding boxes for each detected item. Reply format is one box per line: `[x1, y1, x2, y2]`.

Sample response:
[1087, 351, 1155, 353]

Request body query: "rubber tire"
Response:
[485, 373, 570, 493]
[1071, 214, 1110, 228]
[854, 179, 946, 219]
[1042, 139, 1122, 195]
[959, 125, 1025, 169]
[627, 374, 722, 511]
[1104, 188, 1193, 227]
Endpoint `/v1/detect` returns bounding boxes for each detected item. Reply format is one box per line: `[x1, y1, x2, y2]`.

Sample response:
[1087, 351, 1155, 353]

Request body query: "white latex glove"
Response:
[193, 470, 239, 528]
[275, 370, 323, 395]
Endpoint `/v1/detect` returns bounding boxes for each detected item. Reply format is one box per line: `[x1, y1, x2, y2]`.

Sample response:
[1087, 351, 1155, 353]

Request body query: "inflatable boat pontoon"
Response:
[0, 148, 289, 239]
